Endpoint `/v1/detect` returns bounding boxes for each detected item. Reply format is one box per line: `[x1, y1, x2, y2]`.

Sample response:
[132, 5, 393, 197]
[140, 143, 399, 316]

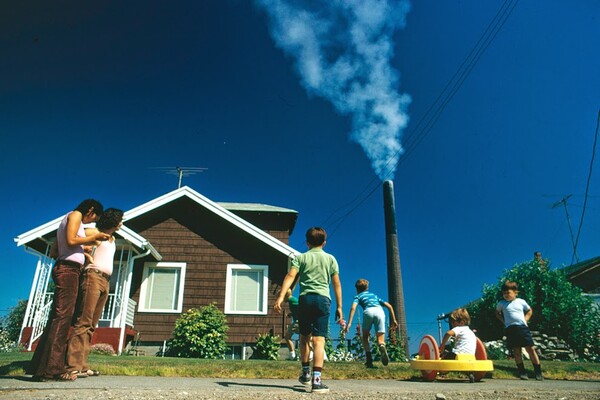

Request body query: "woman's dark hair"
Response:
[96, 208, 124, 230]
[75, 199, 104, 216]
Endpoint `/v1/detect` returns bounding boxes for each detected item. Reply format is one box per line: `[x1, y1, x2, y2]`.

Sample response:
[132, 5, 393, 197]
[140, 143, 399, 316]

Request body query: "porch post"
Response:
[20, 253, 42, 348]
[118, 249, 150, 354]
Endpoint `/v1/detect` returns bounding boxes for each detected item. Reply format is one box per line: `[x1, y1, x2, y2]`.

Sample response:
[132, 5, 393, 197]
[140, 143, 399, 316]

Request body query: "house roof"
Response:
[562, 255, 600, 277]
[562, 255, 600, 293]
[14, 214, 65, 248]
[15, 186, 299, 260]
[123, 186, 300, 258]
[116, 225, 162, 260]
[218, 202, 297, 214]
[14, 218, 161, 260]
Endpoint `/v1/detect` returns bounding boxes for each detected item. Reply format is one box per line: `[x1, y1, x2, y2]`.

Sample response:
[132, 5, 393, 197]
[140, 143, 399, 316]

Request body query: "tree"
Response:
[1, 299, 27, 342]
[0, 299, 27, 353]
[468, 259, 600, 360]
[165, 303, 229, 359]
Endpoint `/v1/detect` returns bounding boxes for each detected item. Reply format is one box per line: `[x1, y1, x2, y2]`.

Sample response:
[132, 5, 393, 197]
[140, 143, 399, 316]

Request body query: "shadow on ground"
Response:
[217, 381, 307, 393]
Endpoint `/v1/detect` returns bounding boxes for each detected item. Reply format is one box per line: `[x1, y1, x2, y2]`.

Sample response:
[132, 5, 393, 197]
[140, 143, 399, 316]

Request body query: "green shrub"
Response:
[254, 332, 280, 360]
[0, 299, 27, 353]
[484, 341, 508, 360]
[1, 300, 27, 342]
[165, 303, 229, 359]
[468, 259, 600, 360]
[386, 330, 408, 362]
[0, 329, 24, 353]
[346, 330, 362, 359]
[341, 324, 407, 362]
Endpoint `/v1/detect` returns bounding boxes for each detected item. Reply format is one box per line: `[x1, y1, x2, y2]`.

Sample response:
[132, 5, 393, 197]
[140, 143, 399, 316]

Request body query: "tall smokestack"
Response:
[383, 180, 409, 356]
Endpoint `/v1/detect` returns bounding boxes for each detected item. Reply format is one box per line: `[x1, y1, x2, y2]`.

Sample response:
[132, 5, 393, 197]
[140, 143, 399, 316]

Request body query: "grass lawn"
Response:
[1, 352, 598, 381]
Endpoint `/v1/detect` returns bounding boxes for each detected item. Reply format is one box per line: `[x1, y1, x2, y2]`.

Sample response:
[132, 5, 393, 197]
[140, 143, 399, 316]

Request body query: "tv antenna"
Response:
[551, 194, 579, 263]
[153, 166, 207, 188]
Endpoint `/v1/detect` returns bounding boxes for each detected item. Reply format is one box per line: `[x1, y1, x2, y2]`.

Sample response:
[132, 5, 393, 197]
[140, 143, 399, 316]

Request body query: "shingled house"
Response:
[15, 186, 299, 358]
[563, 255, 600, 306]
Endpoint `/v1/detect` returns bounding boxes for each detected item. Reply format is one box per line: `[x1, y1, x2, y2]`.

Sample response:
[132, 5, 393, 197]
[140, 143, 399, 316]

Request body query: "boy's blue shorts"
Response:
[505, 324, 534, 349]
[298, 293, 331, 337]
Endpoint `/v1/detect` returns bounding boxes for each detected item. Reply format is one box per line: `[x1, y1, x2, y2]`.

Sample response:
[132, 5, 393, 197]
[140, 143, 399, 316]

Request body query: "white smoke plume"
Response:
[256, 0, 411, 180]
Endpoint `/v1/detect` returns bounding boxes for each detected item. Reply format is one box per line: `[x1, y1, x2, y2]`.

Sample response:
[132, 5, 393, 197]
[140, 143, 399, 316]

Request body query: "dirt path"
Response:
[1, 375, 598, 399]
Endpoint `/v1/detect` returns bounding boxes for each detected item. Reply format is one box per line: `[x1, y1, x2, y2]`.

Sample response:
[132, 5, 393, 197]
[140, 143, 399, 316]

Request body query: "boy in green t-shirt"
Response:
[275, 227, 343, 394]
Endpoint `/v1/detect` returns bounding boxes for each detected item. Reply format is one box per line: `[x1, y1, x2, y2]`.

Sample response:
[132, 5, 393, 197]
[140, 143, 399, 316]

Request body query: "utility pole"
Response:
[551, 194, 579, 263]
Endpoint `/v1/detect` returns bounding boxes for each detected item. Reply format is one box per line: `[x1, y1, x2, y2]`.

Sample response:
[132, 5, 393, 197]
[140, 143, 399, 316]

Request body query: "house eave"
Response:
[15, 220, 161, 260]
[124, 186, 300, 258]
[14, 215, 65, 247]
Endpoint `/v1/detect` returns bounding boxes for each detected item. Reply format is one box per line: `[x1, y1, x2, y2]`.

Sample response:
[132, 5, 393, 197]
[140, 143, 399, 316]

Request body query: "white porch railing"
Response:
[28, 293, 137, 350]
[125, 298, 136, 327]
[99, 295, 136, 327]
[27, 299, 52, 351]
[100, 294, 117, 324]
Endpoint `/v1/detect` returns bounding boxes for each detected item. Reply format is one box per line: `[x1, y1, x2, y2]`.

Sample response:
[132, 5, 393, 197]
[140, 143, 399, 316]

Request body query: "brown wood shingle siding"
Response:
[129, 214, 292, 344]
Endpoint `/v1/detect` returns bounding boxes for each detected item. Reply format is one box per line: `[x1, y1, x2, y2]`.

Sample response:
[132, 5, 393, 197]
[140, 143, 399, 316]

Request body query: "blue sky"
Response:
[1, 1, 598, 353]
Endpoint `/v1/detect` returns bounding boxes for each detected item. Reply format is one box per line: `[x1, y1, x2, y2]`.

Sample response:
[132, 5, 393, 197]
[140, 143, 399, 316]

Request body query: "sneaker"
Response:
[534, 365, 544, 381]
[311, 382, 330, 394]
[379, 344, 389, 366]
[365, 361, 376, 369]
[519, 373, 529, 380]
[298, 374, 311, 386]
[535, 372, 544, 381]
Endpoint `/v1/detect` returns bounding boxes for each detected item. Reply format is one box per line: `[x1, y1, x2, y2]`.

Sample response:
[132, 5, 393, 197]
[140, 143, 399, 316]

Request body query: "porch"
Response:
[20, 293, 139, 354]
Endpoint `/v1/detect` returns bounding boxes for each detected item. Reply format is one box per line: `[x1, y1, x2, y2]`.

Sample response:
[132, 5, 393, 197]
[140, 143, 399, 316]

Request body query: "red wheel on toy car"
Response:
[472, 338, 488, 382]
[418, 335, 439, 381]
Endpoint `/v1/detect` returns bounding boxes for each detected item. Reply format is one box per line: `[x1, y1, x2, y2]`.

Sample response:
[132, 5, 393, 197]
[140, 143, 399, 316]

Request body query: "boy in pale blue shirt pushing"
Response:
[345, 278, 398, 368]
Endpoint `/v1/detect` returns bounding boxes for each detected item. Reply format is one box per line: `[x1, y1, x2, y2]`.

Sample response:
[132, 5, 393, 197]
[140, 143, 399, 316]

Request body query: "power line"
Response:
[394, 0, 519, 172]
[571, 109, 600, 265]
[322, 0, 519, 237]
[542, 194, 600, 198]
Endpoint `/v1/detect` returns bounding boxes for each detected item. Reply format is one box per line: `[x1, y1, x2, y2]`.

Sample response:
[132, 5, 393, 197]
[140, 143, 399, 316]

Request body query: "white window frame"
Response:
[224, 264, 269, 315]
[138, 262, 186, 313]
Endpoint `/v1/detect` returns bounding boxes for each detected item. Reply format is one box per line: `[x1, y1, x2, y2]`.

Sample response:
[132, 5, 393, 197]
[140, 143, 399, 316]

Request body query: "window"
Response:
[225, 344, 248, 360]
[139, 262, 186, 313]
[224, 264, 268, 315]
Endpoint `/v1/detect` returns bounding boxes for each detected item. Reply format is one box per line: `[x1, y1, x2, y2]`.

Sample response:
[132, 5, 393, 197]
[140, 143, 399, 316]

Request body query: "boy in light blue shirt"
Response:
[345, 278, 398, 368]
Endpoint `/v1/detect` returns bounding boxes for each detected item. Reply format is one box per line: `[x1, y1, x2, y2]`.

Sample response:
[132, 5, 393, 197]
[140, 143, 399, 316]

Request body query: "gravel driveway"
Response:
[1, 375, 598, 400]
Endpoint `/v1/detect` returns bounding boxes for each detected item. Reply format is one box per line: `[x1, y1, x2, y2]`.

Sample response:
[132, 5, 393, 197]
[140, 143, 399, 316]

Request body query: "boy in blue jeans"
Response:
[275, 227, 343, 394]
